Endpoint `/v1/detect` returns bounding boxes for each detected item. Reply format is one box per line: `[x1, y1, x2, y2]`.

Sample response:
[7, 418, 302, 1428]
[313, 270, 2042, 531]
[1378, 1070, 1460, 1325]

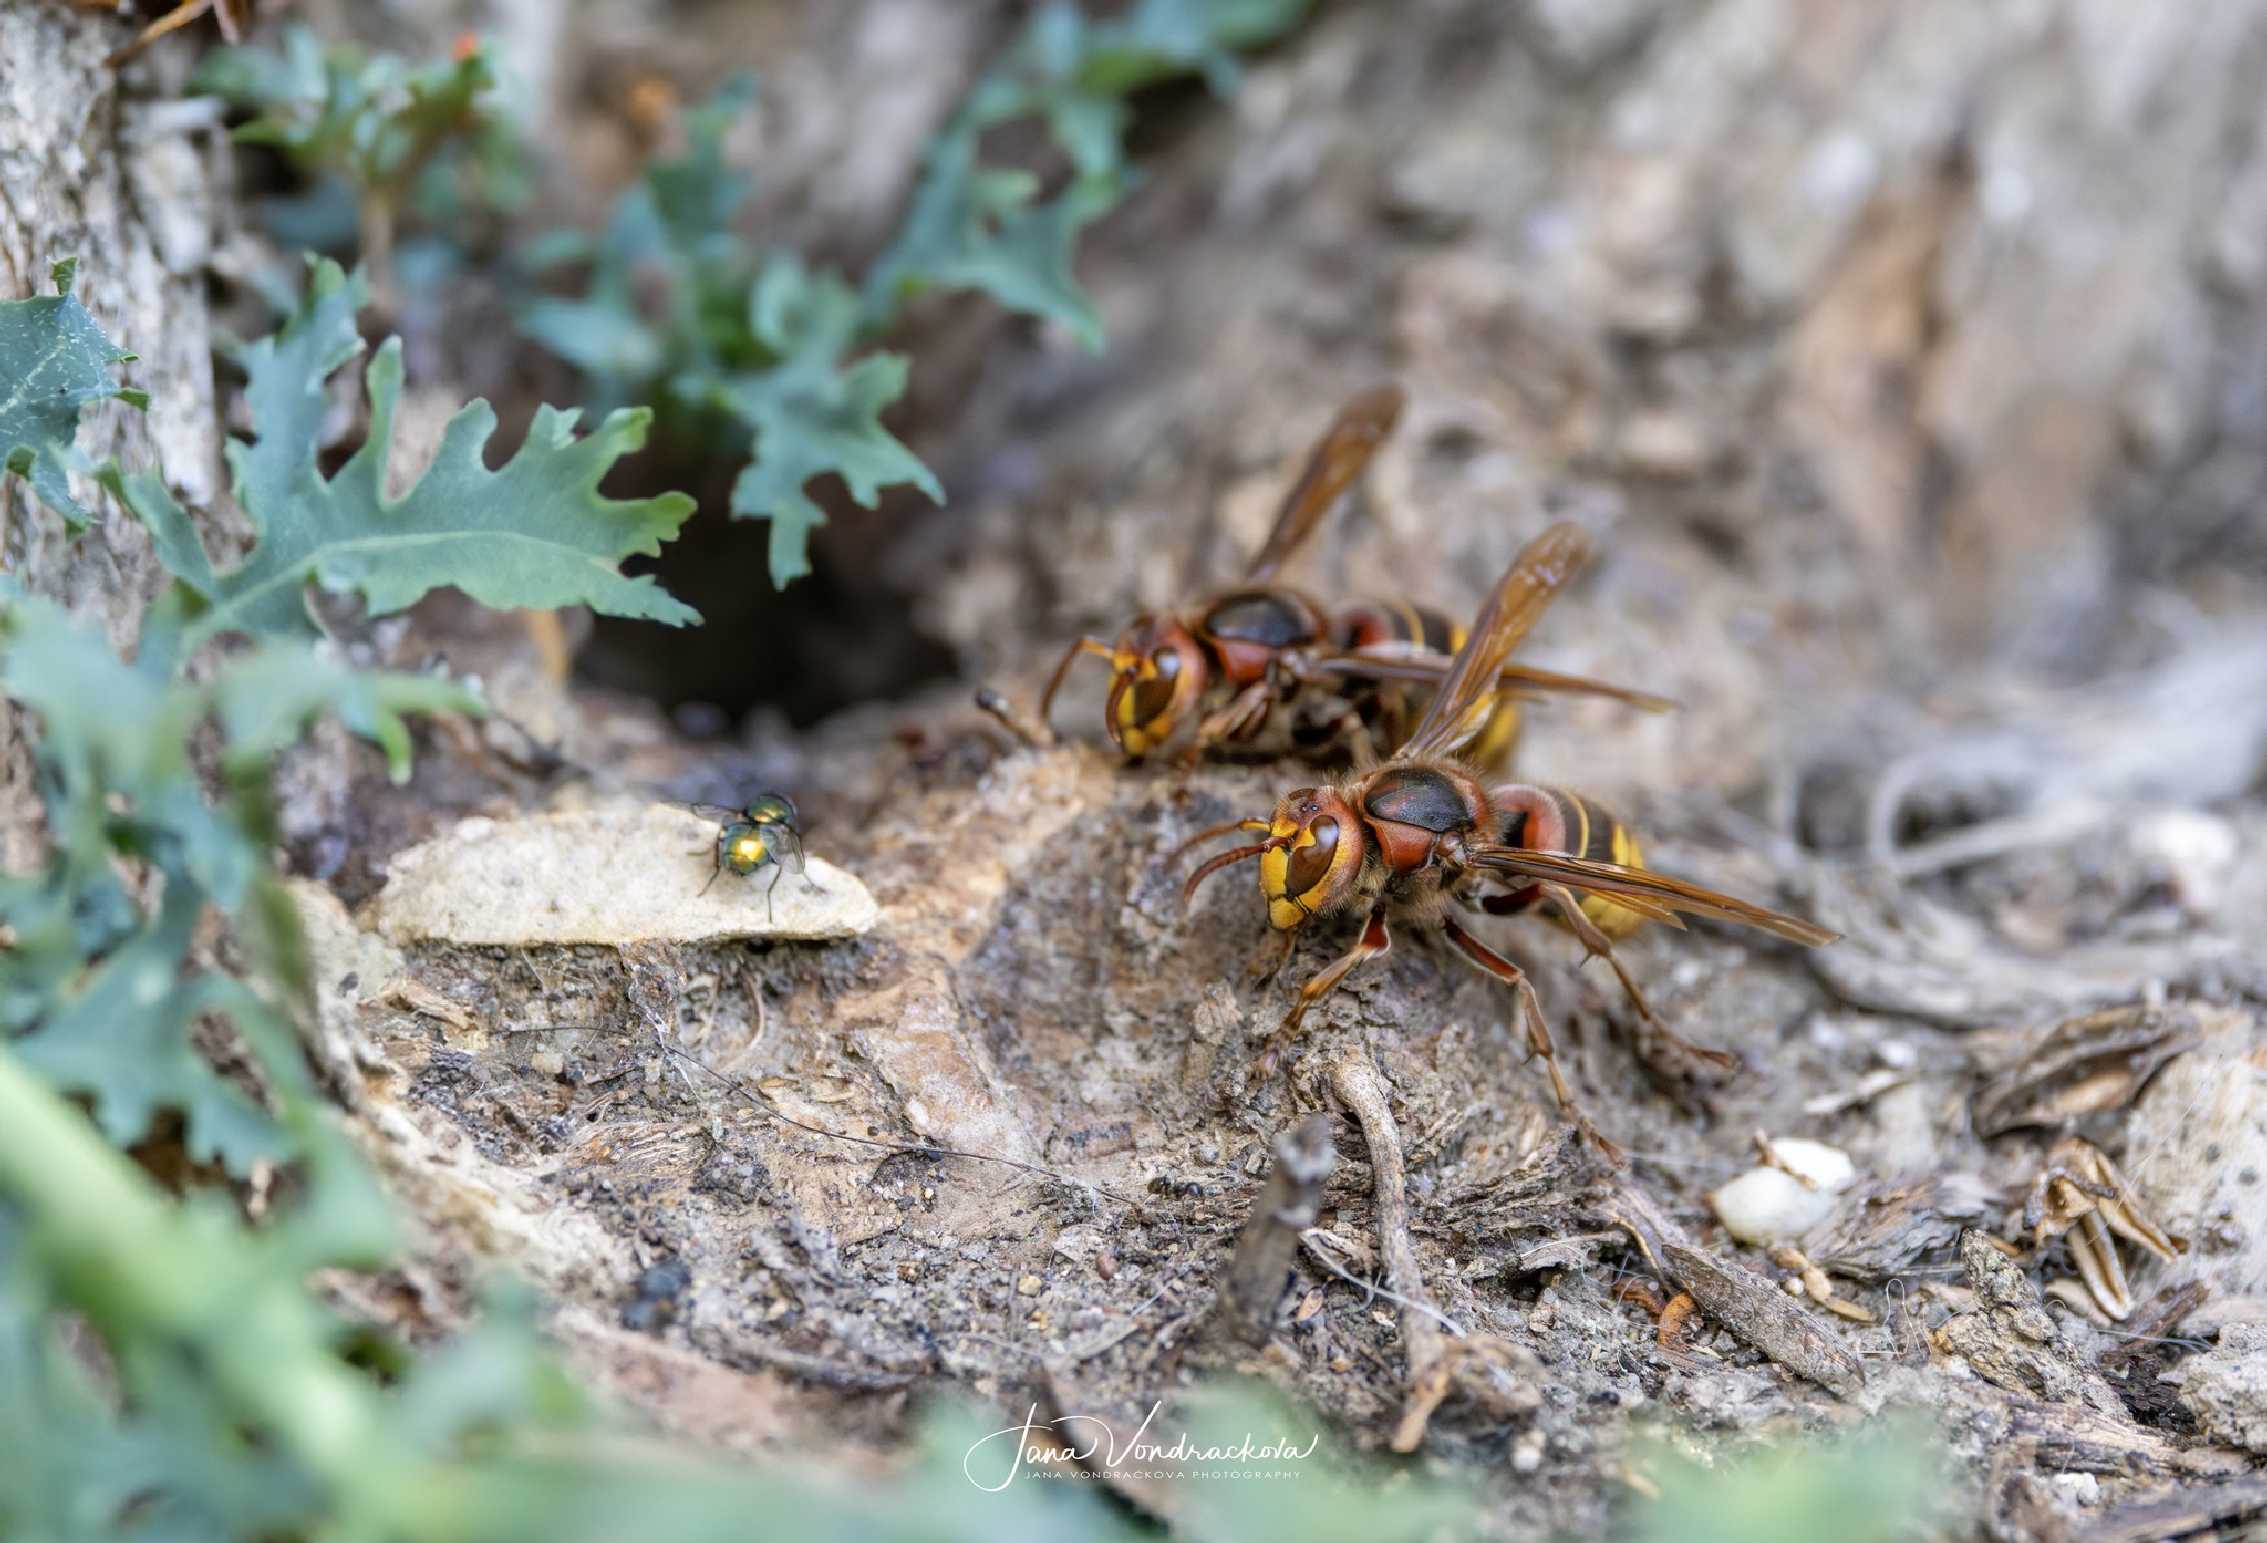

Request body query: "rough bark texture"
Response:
[16, 0, 2267, 1536]
[0, 1, 220, 868]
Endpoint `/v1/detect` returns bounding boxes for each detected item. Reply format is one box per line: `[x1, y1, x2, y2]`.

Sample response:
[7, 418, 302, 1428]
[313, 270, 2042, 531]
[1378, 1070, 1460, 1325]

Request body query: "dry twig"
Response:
[1330, 1049, 1537, 1450]
[1216, 1114, 1336, 1345]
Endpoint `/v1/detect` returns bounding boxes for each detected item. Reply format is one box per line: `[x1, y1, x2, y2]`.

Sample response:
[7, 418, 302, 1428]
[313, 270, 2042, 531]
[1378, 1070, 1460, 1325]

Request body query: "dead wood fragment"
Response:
[2023, 1137, 2183, 1323]
[1974, 1006, 2200, 1137]
[1802, 1066, 1910, 1117]
[2076, 1475, 2267, 1543]
[2095, 1281, 2208, 1375]
[1216, 1114, 1337, 1345]
[1392, 1338, 1540, 1455]
[1935, 1230, 2126, 1417]
[1333, 1052, 1449, 1380]
[363, 977, 477, 1033]
[1804, 1175, 1991, 1281]
[1992, 1388, 2181, 1477]
[1331, 1049, 1537, 1451]
[2158, 1321, 2267, 1455]
[1659, 1243, 1864, 1397]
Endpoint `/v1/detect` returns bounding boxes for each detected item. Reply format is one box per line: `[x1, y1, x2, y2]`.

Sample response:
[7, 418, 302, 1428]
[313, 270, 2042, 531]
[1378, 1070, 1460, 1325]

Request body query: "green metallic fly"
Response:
[690, 794, 813, 918]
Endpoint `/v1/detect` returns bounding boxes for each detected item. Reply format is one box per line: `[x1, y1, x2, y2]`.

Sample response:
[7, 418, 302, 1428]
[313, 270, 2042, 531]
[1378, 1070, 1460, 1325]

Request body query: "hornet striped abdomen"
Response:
[1016, 385, 1671, 765]
[1485, 784, 1651, 940]
[1334, 600, 1521, 768]
[1178, 523, 1838, 1154]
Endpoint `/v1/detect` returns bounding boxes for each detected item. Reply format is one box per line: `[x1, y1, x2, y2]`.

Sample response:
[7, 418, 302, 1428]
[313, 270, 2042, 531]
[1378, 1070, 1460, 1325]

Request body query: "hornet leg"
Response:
[1255, 904, 1391, 1077]
[1543, 882, 1736, 1088]
[1441, 915, 1617, 1159]
[1181, 680, 1280, 768]
[1036, 636, 1118, 743]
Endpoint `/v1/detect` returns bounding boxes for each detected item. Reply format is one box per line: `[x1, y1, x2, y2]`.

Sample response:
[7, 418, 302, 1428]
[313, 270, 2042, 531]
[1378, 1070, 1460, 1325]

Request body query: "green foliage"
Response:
[523, 0, 1312, 587]
[1628, 1417, 1958, 1543]
[696, 257, 942, 584]
[1, 1071, 1490, 1543]
[106, 258, 700, 653]
[0, 587, 476, 1173]
[192, 25, 532, 251]
[864, 0, 1314, 344]
[0, 259, 146, 531]
[518, 74, 761, 395]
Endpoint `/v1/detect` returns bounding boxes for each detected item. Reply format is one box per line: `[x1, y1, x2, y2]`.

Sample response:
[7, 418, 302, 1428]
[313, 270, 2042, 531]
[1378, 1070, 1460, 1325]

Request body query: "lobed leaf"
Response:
[193, 24, 528, 228]
[110, 258, 699, 650]
[0, 258, 145, 531]
[861, 0, 1315, 344]
[0, 589, 479, 1174]
[522, 6, 1311, 586]
[685, 258, 940, 585]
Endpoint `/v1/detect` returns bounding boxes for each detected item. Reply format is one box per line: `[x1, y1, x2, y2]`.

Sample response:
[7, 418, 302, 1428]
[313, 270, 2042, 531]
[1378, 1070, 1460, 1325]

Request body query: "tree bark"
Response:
[0, 1, 219, 865]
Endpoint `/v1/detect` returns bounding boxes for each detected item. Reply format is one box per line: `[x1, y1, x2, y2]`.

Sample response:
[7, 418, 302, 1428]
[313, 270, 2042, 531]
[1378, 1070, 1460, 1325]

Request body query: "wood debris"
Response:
[1973, 1004, 2199, 1137]
[1660, 1243, 1864, 1397]
[1331, 1050, 1538, 1451]
[1934, 1229, 2126, 1417]
[361, 977, 477, 1033]
[1803, 1174, 1991, 1281]
[1216, 1113, 1336, 1345]
[2022, 1136, 2183, 1322]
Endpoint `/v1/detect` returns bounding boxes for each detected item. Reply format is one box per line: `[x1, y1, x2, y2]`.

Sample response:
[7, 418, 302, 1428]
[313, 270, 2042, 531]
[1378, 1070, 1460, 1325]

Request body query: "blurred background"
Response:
[26, 0, 2266, 806]
[191, 0, 2267, 850]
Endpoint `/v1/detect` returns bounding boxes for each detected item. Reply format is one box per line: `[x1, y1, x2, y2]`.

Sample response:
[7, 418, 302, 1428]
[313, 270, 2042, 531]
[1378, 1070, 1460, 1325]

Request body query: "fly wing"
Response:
[1464, 843, 1840, 946]
[1395, 523, 1593, 763]
[1243, 385, 1406, 584]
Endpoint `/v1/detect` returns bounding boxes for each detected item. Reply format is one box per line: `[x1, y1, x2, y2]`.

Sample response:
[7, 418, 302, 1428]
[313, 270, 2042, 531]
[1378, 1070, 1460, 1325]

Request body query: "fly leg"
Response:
[1254, 905, 1391, 1077]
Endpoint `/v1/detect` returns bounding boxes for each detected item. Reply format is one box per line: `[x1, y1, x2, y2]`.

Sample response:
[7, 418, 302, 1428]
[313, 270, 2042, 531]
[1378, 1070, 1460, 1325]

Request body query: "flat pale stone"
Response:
[373, 804, 877, 947]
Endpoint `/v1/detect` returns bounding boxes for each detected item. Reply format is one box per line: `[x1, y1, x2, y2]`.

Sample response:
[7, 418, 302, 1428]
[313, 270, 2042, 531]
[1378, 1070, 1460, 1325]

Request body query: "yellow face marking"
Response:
[1111, 648, 1166, 753]
[1259, 814, 1313, 930]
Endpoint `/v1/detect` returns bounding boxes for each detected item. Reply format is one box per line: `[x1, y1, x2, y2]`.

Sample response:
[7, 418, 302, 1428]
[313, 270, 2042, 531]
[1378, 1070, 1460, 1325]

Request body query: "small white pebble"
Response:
[2128, 809, 2238, 915]
[1769, 1138, 1857, 1191]
[1511, 1429, 1545, 1474]
[1709, 1137, 1858, 1245]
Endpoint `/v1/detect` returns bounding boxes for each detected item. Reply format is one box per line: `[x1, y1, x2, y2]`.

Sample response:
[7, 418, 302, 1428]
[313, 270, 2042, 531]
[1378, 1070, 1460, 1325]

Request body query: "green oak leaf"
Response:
[861, 0, 1312, 343]
[687, 257, 940, 586]
[0, 258, 146, 531]
[109, 259, 698, 649]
